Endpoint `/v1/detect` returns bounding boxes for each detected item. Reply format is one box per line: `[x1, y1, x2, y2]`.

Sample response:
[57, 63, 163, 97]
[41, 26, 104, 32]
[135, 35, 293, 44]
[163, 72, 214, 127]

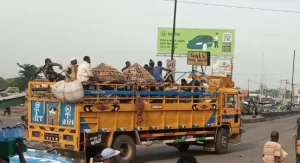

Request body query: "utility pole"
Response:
[291, 50, 296, 105]
[170, 0, 178, 60]
[260, 52, 264, 96]
[284, 80, 288, 99]
[247, 79, 250, 98]
[279, 80, 283, 98]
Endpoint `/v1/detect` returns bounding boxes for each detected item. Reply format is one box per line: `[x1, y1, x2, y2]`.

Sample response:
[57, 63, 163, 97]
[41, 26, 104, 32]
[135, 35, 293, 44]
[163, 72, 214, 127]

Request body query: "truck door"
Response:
[224, 94, 240, 132]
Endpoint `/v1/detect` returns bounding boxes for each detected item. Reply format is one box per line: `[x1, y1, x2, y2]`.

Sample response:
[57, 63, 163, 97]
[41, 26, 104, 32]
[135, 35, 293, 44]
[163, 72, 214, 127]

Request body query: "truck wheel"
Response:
[215, 128, 228, 154]
[175, 143, 190, 151]
[112, 135, 136, 163]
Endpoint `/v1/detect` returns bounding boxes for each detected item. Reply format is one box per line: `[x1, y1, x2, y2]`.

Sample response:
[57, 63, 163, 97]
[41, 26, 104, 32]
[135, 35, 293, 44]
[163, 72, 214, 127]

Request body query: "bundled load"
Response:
[92, 63, 125, 84]
[52, 80, 84, 103]
[122, 63, 155, 84]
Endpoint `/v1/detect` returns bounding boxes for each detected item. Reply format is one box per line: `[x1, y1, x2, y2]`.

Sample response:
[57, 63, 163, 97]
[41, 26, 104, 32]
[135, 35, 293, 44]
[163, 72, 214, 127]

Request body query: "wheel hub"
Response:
[221, 136, 227, 147]
[119, 143, 132, 160]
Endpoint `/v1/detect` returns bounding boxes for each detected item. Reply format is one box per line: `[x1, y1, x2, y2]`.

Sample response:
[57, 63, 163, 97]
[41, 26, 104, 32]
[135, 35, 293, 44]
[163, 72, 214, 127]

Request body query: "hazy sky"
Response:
[1, 0, 300, 92]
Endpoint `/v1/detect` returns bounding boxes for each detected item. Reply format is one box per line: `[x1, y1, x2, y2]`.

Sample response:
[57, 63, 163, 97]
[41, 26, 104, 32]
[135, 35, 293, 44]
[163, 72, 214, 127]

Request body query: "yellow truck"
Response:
[296, 118, 300, 163]
[27, 76, 242, 163]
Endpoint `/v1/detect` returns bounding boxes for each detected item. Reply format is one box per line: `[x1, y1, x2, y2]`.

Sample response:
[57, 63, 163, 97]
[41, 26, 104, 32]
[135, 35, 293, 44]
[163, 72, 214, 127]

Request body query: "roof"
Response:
[0, 93, 26, 101]
[260, 97, 276, 104]
[241, 90, 249, 98]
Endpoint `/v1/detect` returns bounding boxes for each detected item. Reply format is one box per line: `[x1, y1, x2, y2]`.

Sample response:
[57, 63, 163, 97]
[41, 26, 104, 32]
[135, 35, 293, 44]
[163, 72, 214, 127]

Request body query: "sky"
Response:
[1, 0, 300, 92]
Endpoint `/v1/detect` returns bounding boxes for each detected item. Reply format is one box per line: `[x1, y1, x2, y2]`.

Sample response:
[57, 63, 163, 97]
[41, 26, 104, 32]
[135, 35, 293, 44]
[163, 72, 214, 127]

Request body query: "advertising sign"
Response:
[60, 103, 75, 127]
[166, 59, 176, 78]
[187, 51, 211, 66]
[31, 101, 45, 124]
[157, 27, 235, 56]
[211, 59, 232, 77]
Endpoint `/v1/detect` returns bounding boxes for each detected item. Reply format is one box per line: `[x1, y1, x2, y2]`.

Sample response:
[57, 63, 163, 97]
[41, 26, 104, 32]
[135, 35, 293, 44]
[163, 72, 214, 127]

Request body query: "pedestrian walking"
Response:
[262, 131, 287, 163]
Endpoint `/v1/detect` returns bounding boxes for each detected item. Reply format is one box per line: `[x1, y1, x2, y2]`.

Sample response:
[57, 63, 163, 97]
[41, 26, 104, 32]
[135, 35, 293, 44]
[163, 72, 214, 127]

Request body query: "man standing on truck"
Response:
[31, 58, 65, 82]
[153, 61, 171, 83]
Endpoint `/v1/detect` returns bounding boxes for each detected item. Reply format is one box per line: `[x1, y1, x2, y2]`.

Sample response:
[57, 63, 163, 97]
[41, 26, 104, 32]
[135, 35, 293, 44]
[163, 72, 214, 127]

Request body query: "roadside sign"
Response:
[167, 59, 176, 79]
[187, 51, 211, 66]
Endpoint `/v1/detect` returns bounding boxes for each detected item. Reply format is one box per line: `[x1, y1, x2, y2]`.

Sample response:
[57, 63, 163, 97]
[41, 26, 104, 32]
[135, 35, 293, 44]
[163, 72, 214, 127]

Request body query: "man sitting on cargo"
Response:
[31, 58, 65, 82]
[65, 58, 78, 82]
[77, 56, 99, 85]
[147, 59, 155, 75]
[181, 78, 190, 92]
[121, 61, 131, 72]
[153, 61, 171, 83]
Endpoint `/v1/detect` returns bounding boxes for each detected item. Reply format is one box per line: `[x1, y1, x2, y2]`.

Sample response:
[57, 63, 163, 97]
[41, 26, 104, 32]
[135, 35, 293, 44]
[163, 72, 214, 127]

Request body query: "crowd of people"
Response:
[29, 56, 210, 93]
[30, 57, 176, 84]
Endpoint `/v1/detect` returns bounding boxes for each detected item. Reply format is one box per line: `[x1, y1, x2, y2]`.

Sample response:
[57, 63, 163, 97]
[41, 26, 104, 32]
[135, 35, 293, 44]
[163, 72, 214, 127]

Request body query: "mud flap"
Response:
[203, 140, 215, 151]
[229, 134, 241, 145]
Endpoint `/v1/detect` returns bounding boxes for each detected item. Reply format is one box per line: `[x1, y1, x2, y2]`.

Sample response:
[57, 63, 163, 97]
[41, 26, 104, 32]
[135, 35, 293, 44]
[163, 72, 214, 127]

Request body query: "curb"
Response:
[242, 111, 300, 123]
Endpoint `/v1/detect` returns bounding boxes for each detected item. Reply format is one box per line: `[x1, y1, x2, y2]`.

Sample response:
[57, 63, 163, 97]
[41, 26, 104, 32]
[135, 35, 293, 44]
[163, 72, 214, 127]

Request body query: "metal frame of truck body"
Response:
[27, 81, 242, 163]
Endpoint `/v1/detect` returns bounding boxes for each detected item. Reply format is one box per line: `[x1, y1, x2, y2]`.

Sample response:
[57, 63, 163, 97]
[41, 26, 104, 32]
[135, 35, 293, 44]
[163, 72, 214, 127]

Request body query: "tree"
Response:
[0, 77, 9, 91]
[14, 63, 40, 91]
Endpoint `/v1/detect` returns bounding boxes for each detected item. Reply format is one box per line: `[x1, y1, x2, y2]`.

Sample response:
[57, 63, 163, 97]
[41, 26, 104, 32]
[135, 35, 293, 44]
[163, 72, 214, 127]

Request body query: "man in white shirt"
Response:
[77, 56, 98, 84]
[214, 32, 219, 48]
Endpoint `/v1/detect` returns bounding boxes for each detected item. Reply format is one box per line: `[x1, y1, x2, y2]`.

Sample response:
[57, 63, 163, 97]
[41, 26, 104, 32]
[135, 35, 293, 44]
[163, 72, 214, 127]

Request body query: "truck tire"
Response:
[175, 143, 190, 152]
[215, 128, 228, 154]
[112, 135, 136, 163]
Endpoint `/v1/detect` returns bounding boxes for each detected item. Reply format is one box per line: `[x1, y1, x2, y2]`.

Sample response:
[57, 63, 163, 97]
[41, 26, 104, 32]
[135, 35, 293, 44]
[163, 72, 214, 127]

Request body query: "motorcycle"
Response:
[250, 103, 259, 118]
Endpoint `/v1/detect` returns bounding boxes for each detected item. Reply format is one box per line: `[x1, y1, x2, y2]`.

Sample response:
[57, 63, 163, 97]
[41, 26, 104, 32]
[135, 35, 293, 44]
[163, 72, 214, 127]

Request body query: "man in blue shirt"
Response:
[152, 61, 171, 83]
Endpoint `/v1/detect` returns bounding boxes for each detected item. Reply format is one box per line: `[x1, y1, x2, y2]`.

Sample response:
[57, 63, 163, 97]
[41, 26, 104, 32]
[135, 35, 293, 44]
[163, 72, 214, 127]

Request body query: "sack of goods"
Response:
[52, 80, 84, 103]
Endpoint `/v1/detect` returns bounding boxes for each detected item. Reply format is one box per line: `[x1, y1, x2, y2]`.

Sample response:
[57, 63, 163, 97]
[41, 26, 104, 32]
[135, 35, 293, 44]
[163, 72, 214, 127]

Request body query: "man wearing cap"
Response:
[101, 148, 120, 163]
[65, 58, 78, 82]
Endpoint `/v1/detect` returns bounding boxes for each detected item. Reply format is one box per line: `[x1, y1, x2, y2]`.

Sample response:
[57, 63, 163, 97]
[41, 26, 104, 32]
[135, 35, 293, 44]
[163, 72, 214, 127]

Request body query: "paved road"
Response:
[0, 112, 297, 163]
[134, 116, 297, 163]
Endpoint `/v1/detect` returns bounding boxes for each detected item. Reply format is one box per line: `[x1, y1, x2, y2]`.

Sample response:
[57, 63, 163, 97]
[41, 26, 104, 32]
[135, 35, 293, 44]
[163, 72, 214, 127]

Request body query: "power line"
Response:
[165, 0, 300, 14]
[233, 72, 288, 76]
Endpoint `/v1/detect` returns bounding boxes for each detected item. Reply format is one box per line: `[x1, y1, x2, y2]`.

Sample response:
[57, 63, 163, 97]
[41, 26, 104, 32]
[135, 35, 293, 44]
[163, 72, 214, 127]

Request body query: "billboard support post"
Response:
[171, 0, 178, 60]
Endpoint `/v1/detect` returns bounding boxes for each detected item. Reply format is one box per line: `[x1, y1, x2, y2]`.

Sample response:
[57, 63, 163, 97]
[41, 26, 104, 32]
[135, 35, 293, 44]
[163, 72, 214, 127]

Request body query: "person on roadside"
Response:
[101, 148, 120, 163]
[152, 61, 171, 83]
[0, 139, 27, 163]
[263, 131, 284, 163]
[3, 107, 11, 117]
[31, 58, 64, 82]
[177, 155, 198, 163]
[77, 56, 98, 84]
[121, 61, 131, 72]
[65, 58, 78, 82]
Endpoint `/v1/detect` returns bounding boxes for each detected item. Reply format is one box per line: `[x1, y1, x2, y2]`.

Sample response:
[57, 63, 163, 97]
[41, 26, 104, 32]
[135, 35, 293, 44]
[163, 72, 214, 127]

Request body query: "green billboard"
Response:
[157, 27, 235, 56]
